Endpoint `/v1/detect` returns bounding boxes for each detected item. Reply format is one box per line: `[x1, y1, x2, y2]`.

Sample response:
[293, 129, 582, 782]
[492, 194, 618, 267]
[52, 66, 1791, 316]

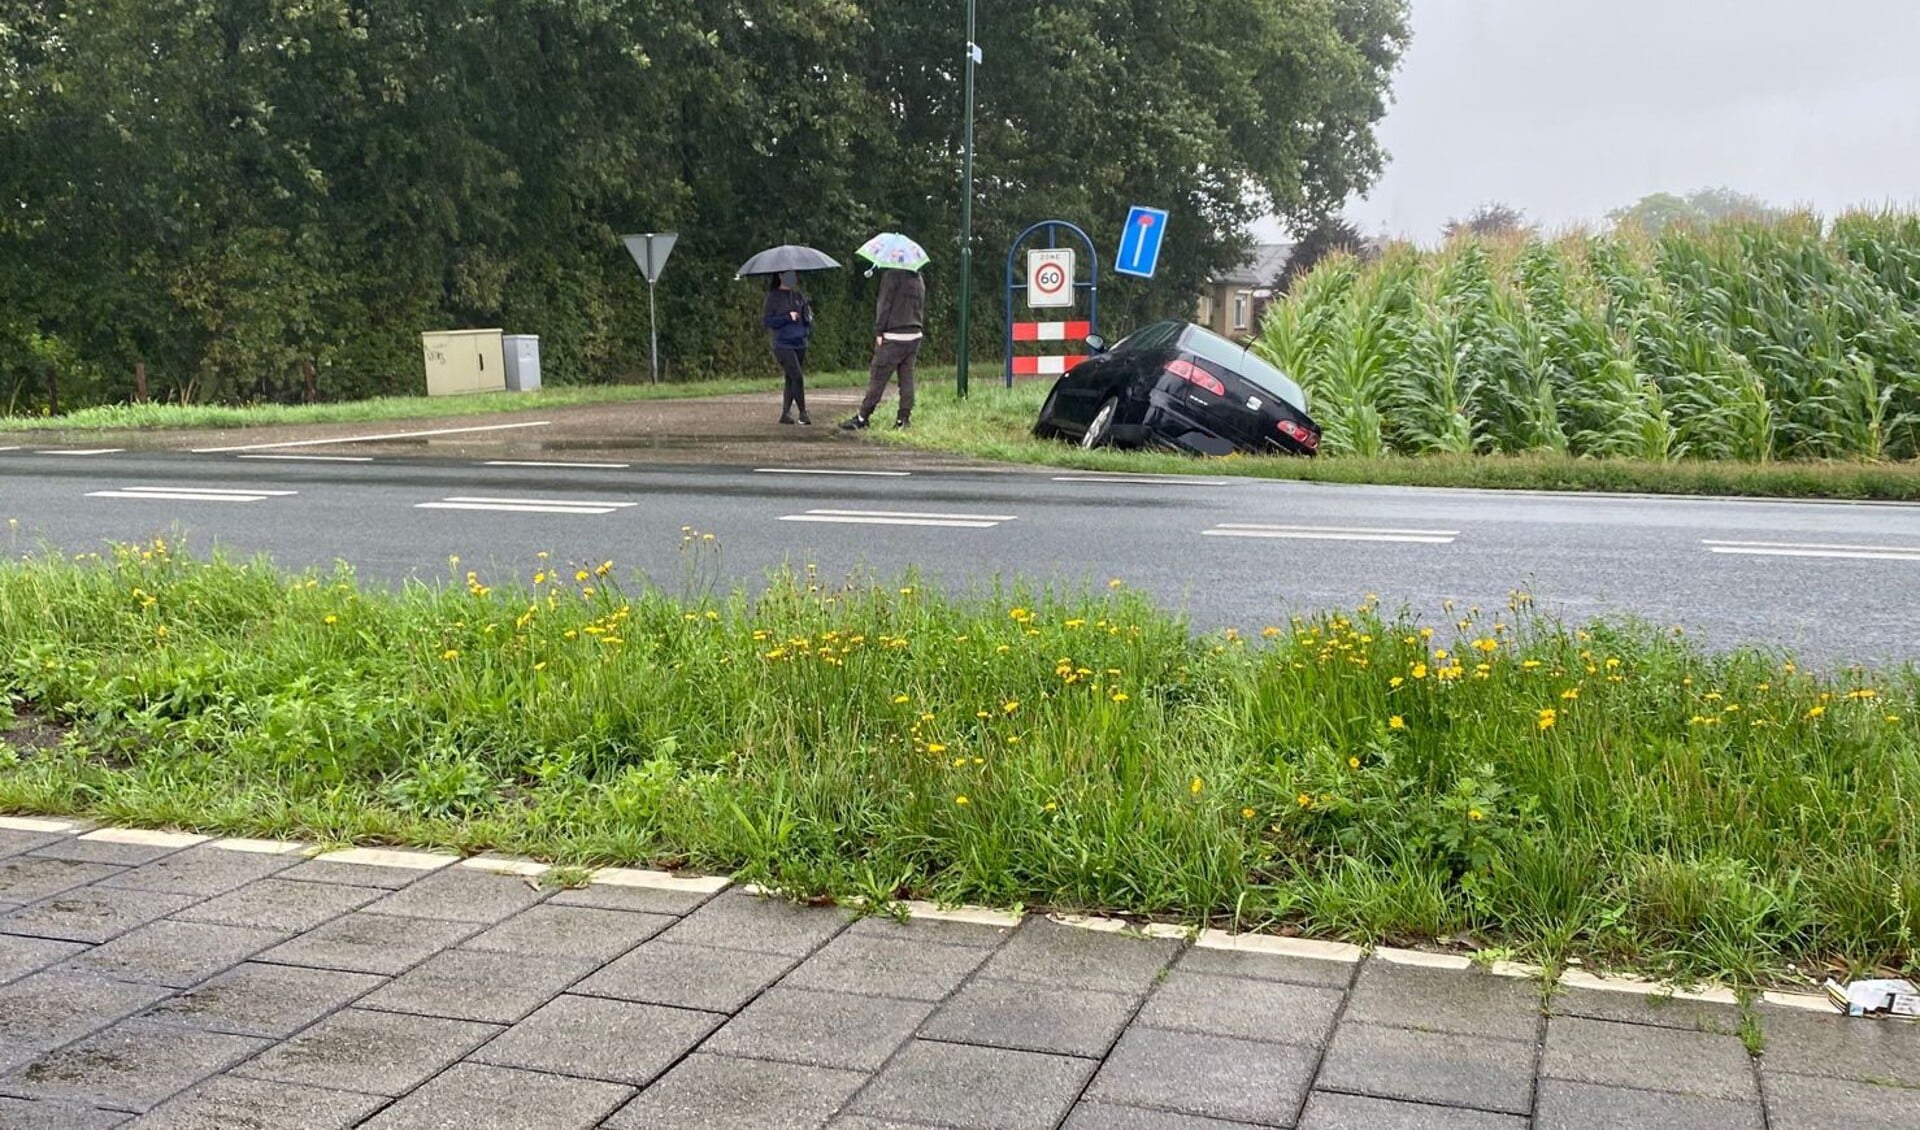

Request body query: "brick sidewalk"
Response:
[4, 819, 1919, 1129]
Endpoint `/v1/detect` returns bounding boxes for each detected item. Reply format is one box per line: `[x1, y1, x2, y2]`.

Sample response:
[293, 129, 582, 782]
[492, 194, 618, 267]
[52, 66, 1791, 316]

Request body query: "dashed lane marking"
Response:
[192, 420, 551, 454]
[484, 460, 631, 470]
[1703, 539, 1920, 562]
[238, 453, 374, 463]
[40, 448, 125, 456]
[415, 495, 638, 516]
[754, 468, 912, 477]
[779, 508, 1017, 529]
[1203, 523, 1458, 545]
[86, 485, 298, 503]
[1052, 475, 1233, 486]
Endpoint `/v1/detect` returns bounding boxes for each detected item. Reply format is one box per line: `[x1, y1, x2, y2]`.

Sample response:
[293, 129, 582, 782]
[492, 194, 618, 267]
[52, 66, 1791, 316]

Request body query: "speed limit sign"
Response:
[1026, 249, 1075, 308]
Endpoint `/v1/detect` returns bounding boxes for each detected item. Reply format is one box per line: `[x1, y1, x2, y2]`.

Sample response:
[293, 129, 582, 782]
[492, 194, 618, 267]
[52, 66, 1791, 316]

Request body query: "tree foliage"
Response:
[1443, 202, 1533, 242]
[0, 0, 1409, 411]
[1607, 187, 1782, 238]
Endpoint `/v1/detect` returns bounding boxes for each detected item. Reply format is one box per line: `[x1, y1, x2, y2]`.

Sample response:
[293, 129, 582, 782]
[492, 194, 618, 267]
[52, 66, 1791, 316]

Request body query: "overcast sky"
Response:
[1270, 0, 1920, 242]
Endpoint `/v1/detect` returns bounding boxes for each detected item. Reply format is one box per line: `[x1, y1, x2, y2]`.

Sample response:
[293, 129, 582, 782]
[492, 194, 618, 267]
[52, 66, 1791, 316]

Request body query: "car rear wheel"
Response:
[1081, 397, 1118, 450]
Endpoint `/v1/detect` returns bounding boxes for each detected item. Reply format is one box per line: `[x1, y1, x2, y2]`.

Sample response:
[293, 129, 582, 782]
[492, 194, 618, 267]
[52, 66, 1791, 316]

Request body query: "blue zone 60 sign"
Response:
[1115, 206, 1169, 279]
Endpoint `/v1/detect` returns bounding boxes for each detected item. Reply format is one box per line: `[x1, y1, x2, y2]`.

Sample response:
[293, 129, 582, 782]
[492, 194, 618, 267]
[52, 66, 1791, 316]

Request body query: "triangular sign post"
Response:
[621, 233, 679, 383]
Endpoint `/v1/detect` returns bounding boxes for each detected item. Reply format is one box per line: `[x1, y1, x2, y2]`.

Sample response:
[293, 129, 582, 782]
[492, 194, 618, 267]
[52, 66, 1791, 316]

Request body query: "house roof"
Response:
[1212, 242, 1293, 287]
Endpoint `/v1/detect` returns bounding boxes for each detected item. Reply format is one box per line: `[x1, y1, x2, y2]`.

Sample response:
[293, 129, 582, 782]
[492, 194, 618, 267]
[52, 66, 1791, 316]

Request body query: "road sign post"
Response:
[621, 232, 679, 384]
[1003, 221, 1099, 387]
[1114, 206, 1169, 279]
[956, 0, 980, 399]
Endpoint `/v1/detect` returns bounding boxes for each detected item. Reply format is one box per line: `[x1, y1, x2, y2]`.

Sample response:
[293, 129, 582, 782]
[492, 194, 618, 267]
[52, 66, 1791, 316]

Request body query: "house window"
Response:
[1197, 294, 1213, 326]
[1233, 291, 1251, 330]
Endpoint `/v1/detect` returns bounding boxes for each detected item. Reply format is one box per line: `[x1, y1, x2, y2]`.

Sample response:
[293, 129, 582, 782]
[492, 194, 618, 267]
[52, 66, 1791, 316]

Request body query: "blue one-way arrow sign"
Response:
[1114, 205, 1169, 279]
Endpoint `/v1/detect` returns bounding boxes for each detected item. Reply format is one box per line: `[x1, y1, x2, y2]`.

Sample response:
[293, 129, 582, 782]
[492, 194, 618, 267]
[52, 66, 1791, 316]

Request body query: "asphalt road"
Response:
[5, 443, 1920, 668]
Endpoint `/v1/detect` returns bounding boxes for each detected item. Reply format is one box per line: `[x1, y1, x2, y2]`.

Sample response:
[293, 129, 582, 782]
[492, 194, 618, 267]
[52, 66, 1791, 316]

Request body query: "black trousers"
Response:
[860, 339, 920, 421]
[774, 347, 807, 415]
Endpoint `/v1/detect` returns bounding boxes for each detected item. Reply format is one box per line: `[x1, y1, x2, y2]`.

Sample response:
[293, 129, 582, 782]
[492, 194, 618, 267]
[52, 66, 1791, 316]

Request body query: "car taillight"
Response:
[1277, 419, 1319, 450]
[1164, 359, 1226, 396]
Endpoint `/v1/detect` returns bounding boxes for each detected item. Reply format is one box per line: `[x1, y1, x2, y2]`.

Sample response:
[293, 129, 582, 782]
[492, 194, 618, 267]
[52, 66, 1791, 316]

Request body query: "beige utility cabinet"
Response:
[421, 329, 508, 396]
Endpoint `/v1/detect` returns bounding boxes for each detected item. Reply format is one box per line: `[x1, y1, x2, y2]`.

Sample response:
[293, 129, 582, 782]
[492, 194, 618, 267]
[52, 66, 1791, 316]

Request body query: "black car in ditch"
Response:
[1031, 321, 1321, 456]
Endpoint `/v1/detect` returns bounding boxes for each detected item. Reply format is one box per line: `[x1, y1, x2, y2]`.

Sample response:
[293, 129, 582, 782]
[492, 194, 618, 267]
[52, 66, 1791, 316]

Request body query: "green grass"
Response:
[0, 371, 875, 434]
[877, 382, 1920, 500]
[2, 536, 1917, 983]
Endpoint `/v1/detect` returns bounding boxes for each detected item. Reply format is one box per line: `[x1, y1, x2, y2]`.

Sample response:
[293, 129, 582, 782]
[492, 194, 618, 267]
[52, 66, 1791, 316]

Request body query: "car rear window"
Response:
[1179, 326, 1309, 413]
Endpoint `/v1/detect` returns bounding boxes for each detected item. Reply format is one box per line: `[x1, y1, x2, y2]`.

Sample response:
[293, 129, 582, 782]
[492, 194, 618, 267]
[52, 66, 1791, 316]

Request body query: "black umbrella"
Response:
[735, 244, 842, 279]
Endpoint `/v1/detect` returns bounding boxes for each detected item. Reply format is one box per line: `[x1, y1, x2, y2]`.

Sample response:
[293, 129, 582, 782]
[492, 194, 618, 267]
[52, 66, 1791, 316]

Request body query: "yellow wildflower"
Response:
[1190, 777, 1204, 796]
[955, 795, 969, 806]
[928, 743, 948, 754]
[1111, 692, 1130, 703]
[1468, 809, 1484, 821]
[1537, 708, 1557, 731]
[1389, 716, 1405, 730]
[1297, 793, 1312, 808]
[893, 694, 911, 704]
[440, 649, 459, 661]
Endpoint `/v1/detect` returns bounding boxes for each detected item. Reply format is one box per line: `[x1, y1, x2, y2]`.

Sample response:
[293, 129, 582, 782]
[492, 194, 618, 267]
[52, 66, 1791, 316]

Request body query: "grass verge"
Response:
[877, 382, 1920, 501]
[2, 537, 1916, 982]
[0, 371, 876, 435]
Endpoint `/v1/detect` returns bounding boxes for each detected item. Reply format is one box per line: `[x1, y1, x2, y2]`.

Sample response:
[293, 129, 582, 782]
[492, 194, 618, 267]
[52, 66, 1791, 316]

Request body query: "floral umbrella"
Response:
[856, 232, 931, 273]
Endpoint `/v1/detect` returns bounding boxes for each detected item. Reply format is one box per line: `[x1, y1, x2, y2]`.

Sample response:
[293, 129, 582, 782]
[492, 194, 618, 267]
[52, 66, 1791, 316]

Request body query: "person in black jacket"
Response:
[840, 267, 925, 429]
[763, 271, 813, 425]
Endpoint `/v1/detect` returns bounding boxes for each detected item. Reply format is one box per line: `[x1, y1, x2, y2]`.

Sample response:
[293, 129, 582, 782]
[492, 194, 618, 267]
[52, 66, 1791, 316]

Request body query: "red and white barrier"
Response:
[1010, 355, 1091, 376]
[1011, 321, 1093, 343]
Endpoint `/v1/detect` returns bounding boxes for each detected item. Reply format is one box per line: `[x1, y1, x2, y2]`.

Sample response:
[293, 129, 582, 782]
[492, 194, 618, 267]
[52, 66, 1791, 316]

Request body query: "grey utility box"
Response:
[503, 334, 542, 392]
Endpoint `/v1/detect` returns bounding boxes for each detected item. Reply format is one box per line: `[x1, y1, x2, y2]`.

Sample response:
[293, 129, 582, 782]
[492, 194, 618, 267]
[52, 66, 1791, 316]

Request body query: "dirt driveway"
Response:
[13, 388, 997, 471]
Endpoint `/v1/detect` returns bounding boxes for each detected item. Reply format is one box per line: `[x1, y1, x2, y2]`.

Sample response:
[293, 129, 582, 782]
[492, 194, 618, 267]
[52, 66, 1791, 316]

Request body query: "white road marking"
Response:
[780, 507, 1017, 529]
[0, 446, 21, 453]
[238, 453, 374, 463]
[1204, 523, 1458, 545]
[754, 467, 912, 477]
[484, 460, 631, 470]
[41, 448, 125, 456]
[416, 495, 638, 516]
[192, 420, 551, 454]
[87, 485, 297, 503]
[1703, 539, 1920, 562]
[1053, 475, 1233, 486]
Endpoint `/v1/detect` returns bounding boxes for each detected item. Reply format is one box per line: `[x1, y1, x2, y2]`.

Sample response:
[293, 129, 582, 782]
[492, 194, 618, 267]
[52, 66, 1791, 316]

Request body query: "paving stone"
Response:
[977, 917, 1180, 995]
[0, 831, 69, 861]
[1138, 970, 1342, 1046]
[0, 973, 172, 1050]
[1756, 1005, 1920, 1086]
[574, 941, 797, 1012]
[1175, 944, 1357, 990]
[0, 857, 123, 903]
[845, 913, 1015, 949]
[1533, 1078, 1762, 1129]
[657, 890, 847, 956]
[460, 903, 673, 961]
[273, 859, 433, 890]
[5, 1020, 266, 1112]
[362, 866, 548, 924]
[96, 845, 296, 898]
[1344, 961, 1541, 1042]
[1086, 1026, 1318, 1125]
[1061, 1105, 1258, 1129]
[357, 947, 594, 1024]
[359, 1062, 632, 1130]
[172, 878, 382, 933]
[783, 931, 993, 1001]
[0, 1095, 130, 1129]
[606, 1052, 867, 1130]
[65, 920, 287, 988]
[470, 993, 721, 1085]
[851, 1041, 1094, 1129]
[0, 934, 85, 985]
[1301, 1091, 1531, 1130]
[232, 1007, 500, 1096]
[920, 978, 1138, 1058]
[1317, 1022, 1534, 1115]
[253, 911, 476, 976]
[27, 838, 180, 867]
[549, 881, 715, 916]
[126, 1074, 384, 1130]
[0, 887, 197, 944]
[705, 987, 931, 1071]
[1549, 985, 1745, 1034]
[143, 962, 383, 1038]
[1543, 1015, 1756, 1102]
[1763, 1070, 1920, 1130]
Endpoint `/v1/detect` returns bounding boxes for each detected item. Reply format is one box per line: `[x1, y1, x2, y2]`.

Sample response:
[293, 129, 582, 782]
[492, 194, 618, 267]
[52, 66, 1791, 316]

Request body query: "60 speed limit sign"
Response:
[1026, 249, 1075, 308]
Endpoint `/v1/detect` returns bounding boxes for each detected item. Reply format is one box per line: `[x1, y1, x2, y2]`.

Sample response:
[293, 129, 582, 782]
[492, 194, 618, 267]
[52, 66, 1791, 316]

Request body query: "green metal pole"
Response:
[956, 0, 977, 398]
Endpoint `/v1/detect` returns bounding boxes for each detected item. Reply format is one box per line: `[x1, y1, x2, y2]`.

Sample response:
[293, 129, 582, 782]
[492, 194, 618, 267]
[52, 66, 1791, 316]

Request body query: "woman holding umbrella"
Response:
[738, 244, 843, 426]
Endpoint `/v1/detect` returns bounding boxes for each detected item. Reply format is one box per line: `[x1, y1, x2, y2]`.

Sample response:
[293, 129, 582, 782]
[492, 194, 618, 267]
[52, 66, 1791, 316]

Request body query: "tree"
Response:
[1276, 215, 1367, 293]
[1444, 202, 1532, 241]
[1608, 187, 1781, 236]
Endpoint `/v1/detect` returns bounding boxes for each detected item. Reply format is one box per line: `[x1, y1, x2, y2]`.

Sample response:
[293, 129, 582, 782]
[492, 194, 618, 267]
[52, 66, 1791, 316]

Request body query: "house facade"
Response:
[1194, 243, 1292, 341]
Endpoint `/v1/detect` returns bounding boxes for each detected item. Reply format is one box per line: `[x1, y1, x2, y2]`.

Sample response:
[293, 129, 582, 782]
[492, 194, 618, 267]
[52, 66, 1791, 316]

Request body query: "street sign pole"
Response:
[621, 232, 678, 385]
[648, 280, 660, 384]
[956, 0, 978, 399]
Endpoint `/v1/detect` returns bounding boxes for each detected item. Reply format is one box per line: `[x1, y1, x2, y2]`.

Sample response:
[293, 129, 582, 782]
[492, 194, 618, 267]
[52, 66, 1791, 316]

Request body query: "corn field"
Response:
[1258, 212, 1920, 462]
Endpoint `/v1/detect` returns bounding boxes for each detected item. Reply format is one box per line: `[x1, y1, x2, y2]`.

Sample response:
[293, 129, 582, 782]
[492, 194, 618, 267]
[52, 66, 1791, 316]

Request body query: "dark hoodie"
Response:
[763, 287, 813, 351]
[873, 270, 925, 337]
